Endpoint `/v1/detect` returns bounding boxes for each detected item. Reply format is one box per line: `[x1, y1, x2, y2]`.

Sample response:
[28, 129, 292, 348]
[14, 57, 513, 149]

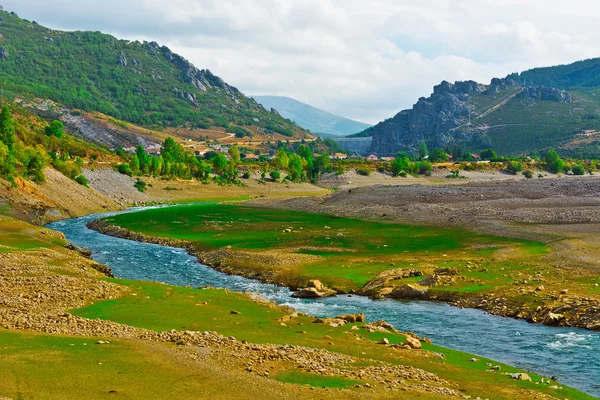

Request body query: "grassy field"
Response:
[0, 212, 595, 399]
[71, 279, 592, 400]
[103, 203, 550, 295]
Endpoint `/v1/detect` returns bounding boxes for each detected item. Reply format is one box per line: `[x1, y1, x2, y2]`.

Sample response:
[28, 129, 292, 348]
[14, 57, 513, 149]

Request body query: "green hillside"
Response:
[0, 10, 305, 138]
[253, 95, 371, 136]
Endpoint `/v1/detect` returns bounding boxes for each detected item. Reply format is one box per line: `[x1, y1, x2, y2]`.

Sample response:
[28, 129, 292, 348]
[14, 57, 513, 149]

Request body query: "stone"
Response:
[404, 336, 422, 349]
[293, 280, 336, 298]
[560, 289, 569, 295]
[388, 284, 428, 299]
[379, 338, 390, 345]
[510, 373, 531, 382]
[0, 47, 9, 59]
[230, 310, 241, 315]
[118, 52, 127, 66]
[336, 313, 366, 323]
[542, 312, 564, 326]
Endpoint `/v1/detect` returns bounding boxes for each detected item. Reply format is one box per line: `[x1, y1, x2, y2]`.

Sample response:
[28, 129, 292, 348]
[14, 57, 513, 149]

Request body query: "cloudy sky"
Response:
[4, 0, 600, 124]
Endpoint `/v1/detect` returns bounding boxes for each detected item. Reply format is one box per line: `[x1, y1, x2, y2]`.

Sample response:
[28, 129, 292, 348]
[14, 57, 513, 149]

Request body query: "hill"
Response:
[253, 95, 371, 137]
[360, 59, 600, 157]
[0, 9, 310, 149]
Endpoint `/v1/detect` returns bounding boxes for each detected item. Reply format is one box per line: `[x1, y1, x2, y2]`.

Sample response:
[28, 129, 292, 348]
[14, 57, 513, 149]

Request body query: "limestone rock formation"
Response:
[292, 280, 336, 298]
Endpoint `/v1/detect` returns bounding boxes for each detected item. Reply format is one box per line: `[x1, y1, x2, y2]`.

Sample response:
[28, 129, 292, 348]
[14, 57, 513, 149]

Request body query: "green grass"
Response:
[70, 278, 595, 400]
[103, 204, 548, 292]
[276, 371, 359, 388]
[0, 330, 258, 400]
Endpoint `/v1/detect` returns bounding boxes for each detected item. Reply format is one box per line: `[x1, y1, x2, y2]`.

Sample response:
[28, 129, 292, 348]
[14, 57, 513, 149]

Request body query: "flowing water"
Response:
[48, 209, 600, 397]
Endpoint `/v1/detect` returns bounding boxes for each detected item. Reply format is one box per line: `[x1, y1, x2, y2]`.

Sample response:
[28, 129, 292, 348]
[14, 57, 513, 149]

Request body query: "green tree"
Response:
[129, 154, 140, 174]
[212, 153, 228, 175]
[480, 148, 497, 160]
[270, 170, 281, 181]
[0, 106, 16, 177]
[428, 149, 449, 163]
[544, 150, 563, 174]
[229, 146, 241, 165]
[275, 147, 290, 170]
[136, 146, 150, 174]
[418, 142, 428, 160]
[507, 161, 523, 174]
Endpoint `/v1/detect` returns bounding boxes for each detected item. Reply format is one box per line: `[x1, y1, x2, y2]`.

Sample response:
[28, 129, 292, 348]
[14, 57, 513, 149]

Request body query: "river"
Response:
[48, 209, 600, 397]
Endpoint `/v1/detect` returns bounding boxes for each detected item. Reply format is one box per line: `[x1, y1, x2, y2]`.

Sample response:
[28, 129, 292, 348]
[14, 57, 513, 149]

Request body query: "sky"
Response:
[3, 0, 600, 124]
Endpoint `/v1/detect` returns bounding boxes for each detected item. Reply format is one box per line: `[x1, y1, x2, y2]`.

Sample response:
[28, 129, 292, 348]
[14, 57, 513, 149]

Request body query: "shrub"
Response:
[269, 170, 281, 181]
[241, 171, 251, 179]
[572, 164, 585, 175]
[356, 167, 370, 176]
[74, 174, 88, 187]
[44, 120, 64, 139]
[117, 163, 133, 176]
[134, 179, 147, 192]
[507, 161, 523, 174]
[562, 164, 572, 174]
[522, 170, 534, 179]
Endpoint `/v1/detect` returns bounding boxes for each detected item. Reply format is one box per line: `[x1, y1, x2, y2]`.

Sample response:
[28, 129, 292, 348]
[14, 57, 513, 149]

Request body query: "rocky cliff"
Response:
[367, 74, 578, 156]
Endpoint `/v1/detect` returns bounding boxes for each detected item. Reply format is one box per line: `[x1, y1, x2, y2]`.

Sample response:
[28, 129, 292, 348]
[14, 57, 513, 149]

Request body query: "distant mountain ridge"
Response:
[253, 95, 371, 137]
[359, 58, 600, 157]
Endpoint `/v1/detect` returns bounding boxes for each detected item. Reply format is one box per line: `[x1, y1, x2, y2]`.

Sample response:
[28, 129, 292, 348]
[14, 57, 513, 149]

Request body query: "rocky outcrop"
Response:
[118, 51, 127, 66]
[0, 47, 9, 58]
[360, 268, 423, 295]
[292, 280, 336, 298]
[520, 86, 571, 103]
[369, 79, 484, 155]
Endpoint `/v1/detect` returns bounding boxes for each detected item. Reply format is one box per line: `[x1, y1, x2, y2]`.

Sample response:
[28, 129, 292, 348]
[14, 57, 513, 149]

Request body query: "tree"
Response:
[136, 145, 150, 174]
[275, 147, 290, 170]
[212, 153, 228, 175]
[44, 120, 64, 139]
[229, 146, 241, 165]
[480, 148, 497, 160]
[544, 150, 563, 174]
[428, 148, 449, 163]
[418, 142, 428, 160]
[0, 106, 16, 178]
[270, 170, 281, 181]
[129, 154, 140, 174]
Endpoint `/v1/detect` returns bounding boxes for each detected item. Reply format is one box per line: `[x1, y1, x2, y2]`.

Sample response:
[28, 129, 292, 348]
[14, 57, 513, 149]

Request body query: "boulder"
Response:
[404, 336, 422, 349]
[336, 313, 366, 323]
[359, 268, 423, 295]
[510, 373, 532, 382]
[388, 284, 428, 299]
[292, 280, 336, 298]
[434, 267, 458, 276]
[313, 318, 347, 327]
[0, 47, 8, 59]
[542, 312, 564, 326]
[379, 338, 390, 345]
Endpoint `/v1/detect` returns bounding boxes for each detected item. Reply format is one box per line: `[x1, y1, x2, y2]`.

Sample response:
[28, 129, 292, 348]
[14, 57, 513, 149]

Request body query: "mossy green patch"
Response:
[104, 204, 549, 292]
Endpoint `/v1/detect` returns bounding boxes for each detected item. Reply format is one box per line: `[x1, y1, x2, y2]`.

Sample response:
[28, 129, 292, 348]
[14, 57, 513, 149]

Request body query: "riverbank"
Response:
[87, 203, 600, 332]
[3, 214, 589, 399]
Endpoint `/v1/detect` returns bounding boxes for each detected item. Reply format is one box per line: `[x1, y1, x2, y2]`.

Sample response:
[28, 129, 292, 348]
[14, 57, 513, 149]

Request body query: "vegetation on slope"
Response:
[0, 9, 306, 138]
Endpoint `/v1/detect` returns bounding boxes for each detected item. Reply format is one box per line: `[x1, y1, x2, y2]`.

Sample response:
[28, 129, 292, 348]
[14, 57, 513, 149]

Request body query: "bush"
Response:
[74, 174, 88, 187]
[117, 163, 133, 176]
[241, 171, 251, 179]
[507, 161, 523, 174]
[522, 170, 534, 179]
[269, 170, 281, 181]
[572, 164, 585, 175]
[134, 179, 147, 192]
[356, 167, 371, 176]
[44, 120, 64, 139]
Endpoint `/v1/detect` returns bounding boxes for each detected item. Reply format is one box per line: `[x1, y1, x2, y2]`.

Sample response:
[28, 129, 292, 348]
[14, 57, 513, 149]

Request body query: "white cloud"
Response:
[3, 0, 600, 124]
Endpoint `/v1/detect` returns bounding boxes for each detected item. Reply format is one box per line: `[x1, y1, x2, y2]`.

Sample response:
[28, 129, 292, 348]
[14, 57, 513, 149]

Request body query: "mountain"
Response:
[360, 59, 600, 157]
[0, 9, 309, 149]
[253, 95, 371, 137]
